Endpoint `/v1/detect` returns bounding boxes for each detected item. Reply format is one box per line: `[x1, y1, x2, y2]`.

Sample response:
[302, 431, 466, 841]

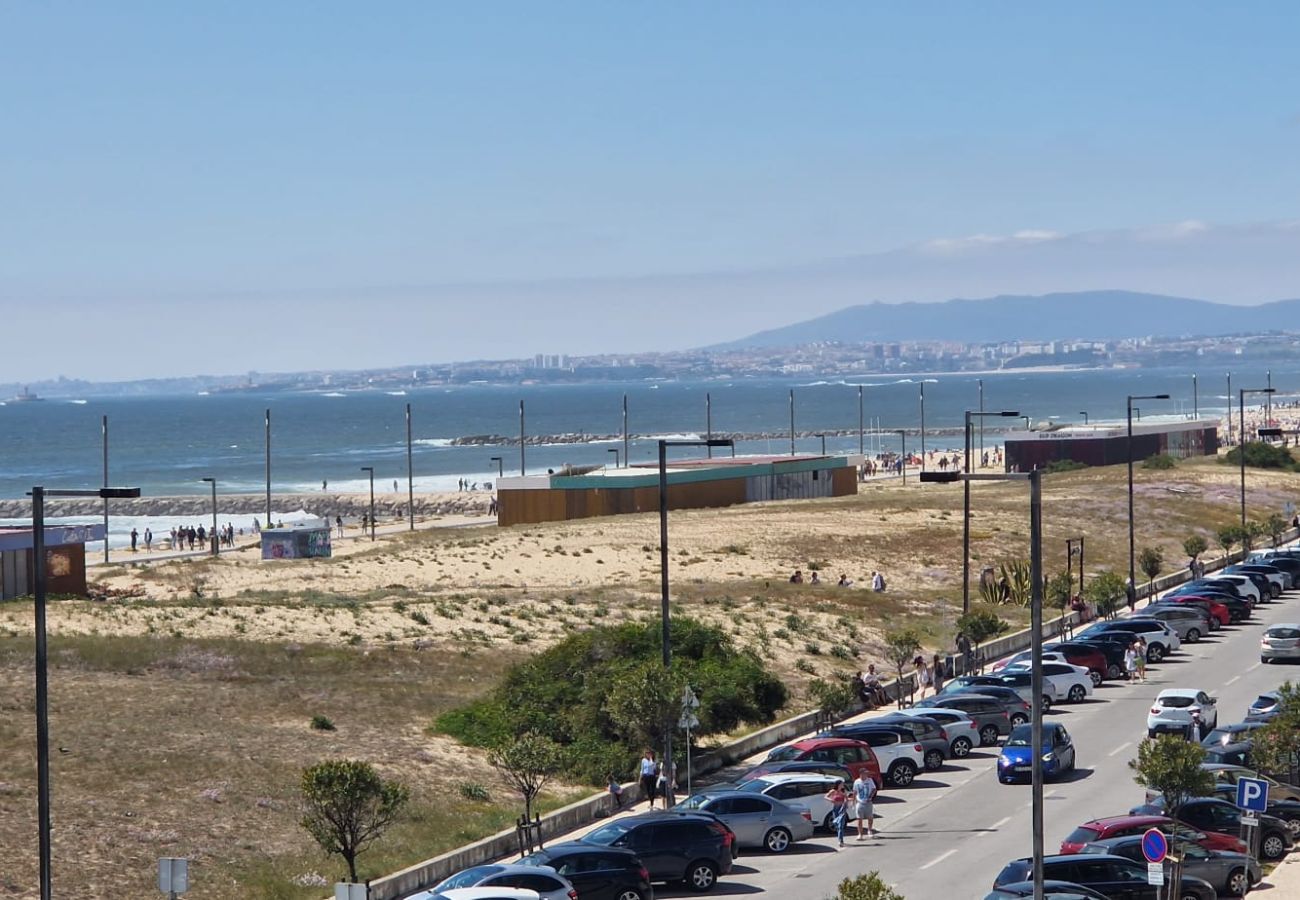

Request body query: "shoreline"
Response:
[0, 489, 492, 520]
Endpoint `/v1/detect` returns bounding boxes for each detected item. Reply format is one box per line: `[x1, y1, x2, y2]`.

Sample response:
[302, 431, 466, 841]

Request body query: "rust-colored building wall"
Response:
[831, 467, 858, 495]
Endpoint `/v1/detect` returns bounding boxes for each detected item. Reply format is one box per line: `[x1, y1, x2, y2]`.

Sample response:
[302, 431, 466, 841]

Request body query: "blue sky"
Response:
[2, 3, 1299, 380]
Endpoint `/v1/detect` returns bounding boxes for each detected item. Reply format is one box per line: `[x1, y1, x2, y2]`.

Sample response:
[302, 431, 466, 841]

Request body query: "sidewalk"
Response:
[1260, 851, 1300, 894]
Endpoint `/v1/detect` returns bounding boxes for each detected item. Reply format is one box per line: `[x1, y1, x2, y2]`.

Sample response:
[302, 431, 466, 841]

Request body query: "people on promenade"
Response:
[638, 749, 659, 809]
[915, 655, 933, 698]
[1125, 577, 1137, 613]
[143, 528, 152, 552]
[931, 652, 946, 693]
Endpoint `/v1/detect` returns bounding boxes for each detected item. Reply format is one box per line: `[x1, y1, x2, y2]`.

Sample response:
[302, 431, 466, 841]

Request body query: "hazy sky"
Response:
[2, 3, 1299, 381]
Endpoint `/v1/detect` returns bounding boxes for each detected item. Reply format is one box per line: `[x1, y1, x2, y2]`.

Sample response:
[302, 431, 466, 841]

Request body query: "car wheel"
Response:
[1261, 830, 1288, 860]
[1230, 612, 1242, 624]
[1186, 627, 1201, 643]
[889, 760, 916, 787]
[822, 811, 836, 831]
[979, 725, 1000, 746]
[1282, 815, 1300, 837]
[764, 826, 792, 853]
[615, 892, 646, 900]
[1088, 670, 1103, 687]
[684, 860, 718, 892]
[1271, 584, 1281, 599]
[924, 749, 945, 771]
[1147, 643, 1165, 663]
[1068, 684, 1087, 702]
[1227, 867, 1250, 897]
[1010, 713, 1029, 726]
[1262, 656, 1271, 664]
[951, 736, 973, 758]
[1107, 663, 1124, 679]
[1041, 695, 1053, 711]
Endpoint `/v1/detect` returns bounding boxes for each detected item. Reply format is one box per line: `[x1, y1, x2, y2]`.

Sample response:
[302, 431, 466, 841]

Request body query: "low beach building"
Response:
[1004, 417, 1219, 472]
[260, 521, 333, 560]
[495, 453, 861, 527]
[0, 524, 102, 600]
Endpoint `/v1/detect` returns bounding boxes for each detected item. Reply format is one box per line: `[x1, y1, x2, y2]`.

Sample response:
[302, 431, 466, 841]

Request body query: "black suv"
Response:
[583, 811, 734, 892]
[995, 853, 1216, 899]
[519, 842, 653, 900]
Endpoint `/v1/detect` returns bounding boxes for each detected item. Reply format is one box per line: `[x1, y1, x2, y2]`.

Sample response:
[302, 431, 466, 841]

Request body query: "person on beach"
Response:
[335, 515, 344, 537]
[837, 574, 853, 587]
[322, 480, 327, 491]
[810, 571, 821, 585]
[393, 479, 399, 492]
[143, 528, 152, 552]
[825, 779, 849, 847]
[638, 749, 659, 808]
[130, 528, 138, 552]
[790, 569, 804, 584]
[851, 770, 877, 839]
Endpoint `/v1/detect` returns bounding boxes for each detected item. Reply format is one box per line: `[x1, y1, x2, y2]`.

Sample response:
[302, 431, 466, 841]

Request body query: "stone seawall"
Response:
[0, 492, 490, 520]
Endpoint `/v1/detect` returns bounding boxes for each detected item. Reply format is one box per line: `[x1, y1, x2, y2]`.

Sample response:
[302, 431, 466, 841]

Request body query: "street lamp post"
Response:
[608, 448, 620, 468]
[706, 393, 713, 458]
[264, 409, 272, 530]
[360, 467, 375, 541]
[789, 389, 795, 456]
[858, 385, 865, 456]
[923, 469, 1044, 899]
[1079, 411, 1088, 425]
[519, 401, 526, 475]
[1239, 387, 1277, 528]
[405, 403, 415, 531]
[919, 382, 926, 470]
[894, 429, 907, 483]
[1066, 537, 1085, 596]
[963, 410, 1020, 613]
[200, 478, 218, 556]
[816, 433, 827, 455]
[978, 378, 984, 461]
[1226, 373, 1233, 444]
[1192, 374, 1198, 419]
[659, 438, 734, 805]
[31, 485, 141, 900]
[101, 415, 109, 563]
[490, 456, 503, 478]
[1127, 394, 1170, 595]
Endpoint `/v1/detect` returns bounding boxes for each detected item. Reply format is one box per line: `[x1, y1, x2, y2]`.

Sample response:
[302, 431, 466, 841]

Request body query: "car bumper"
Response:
[1262, 647, 1300, 660]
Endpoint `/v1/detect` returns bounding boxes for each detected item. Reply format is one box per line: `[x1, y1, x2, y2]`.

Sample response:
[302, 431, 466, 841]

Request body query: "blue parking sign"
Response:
[1236, 777, 1269, 812]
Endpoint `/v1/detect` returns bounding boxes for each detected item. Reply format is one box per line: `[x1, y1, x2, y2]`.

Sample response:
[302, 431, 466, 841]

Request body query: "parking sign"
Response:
[1236, 777, 1269, 812]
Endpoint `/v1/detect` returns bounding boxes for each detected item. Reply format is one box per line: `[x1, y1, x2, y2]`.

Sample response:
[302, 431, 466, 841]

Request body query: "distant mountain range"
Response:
[709, 290, 1300, 349]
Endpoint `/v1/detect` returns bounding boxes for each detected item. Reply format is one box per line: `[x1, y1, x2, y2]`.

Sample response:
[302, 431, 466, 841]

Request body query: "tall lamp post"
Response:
[963, 410, 1020, 613]
[264, 409, 272, 529]
[31, 485, 141, 900]
[788, 389, 796, 456]
[200, 477, 218, 556]
[1226, 373, 1233, 445]
[978, 378, 985, 461]
[405, 403, 415, 531]
[1239, 387, 1276, 528]
[919, 382, 926, 470]
[923, 468, 1044, 899]
[608, 448, 620, 468]
[360, 466, 375, 541]
[1079, 411, 1088, 425]
[816, 433, 827, 455]
[490, 456, 503, 478]
[659, 437, 734, 804]
[1192, 374, 1199, 419]
[858, 385, 865, 456]
[1127, 393, 1170, 594]
[101, 415, 109, 563]
[894, 429, 907, 483]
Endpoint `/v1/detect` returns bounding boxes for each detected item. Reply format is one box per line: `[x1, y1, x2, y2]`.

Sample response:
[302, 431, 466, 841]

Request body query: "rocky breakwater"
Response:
[0, 492, 490, 520]
[451, 427, 972, 447]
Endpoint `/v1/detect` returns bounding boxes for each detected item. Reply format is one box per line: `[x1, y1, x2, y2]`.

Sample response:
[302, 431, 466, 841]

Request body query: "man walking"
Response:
[851, 770, 877, 839]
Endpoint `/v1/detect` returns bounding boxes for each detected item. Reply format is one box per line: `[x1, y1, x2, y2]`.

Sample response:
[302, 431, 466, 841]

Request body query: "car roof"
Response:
[746, 772, 837, 784]
[1266, 622, 1300, 630]
[526, 841, 636, 857]
[1156, 688, 1206, 699]
[1084, 814, 1169, 829]
[423, 889, 542, 900]
[790, 737, 865, 749]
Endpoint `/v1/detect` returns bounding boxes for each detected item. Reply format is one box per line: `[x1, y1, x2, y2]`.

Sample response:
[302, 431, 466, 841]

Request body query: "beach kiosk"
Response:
[0, 524, 103, 600]
[260, 521, 332, 560]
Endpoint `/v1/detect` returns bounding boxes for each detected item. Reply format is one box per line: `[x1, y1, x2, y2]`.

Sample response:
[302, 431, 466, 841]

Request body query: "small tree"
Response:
[1266, 513, 1288, 548]
[300, 759, 410, 883]
[1128, 736, 1214, 820]
[489, 731, 565, 821]
[604, 660, 686, 757]
[809, 677, 857, 727]
[955, 610, 1009, 673]
[1045, 571, 1074, 615]
[1138, 546, 1163, 598]
[882, 629, 921, 707]
[828, 871, 906, 900]
[1182, 534, 1208, 564]
[1084, 570, 1126, 620]
[1243, 520, 1265, 552]
[1249, 681, 1300, 786]
[1216, 524, 1242, 556]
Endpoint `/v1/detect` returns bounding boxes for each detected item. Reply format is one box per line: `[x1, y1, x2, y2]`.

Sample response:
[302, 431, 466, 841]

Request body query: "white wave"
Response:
[642, 432, 702, 441]
[386, 390, 407, 396]
[321, 392, 346, 398]
[68, 399, 88, 405]
[289, 473, 499, 494]
[413, 438, 454, 447]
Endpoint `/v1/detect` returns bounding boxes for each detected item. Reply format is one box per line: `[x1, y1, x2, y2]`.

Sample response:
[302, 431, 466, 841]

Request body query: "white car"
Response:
[736, 773, 841, 831]
[1004, 660, 1093, 703]
[1147, 688, 1219, 735]
[1213, 575, 1262, 605]
[409, 864, 575, 900]
[892, 709, 981, 759]
[421, 891, 540, 900]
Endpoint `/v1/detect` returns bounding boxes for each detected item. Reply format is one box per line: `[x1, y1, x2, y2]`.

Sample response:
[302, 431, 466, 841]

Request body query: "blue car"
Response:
[998, 722, 1075, 784]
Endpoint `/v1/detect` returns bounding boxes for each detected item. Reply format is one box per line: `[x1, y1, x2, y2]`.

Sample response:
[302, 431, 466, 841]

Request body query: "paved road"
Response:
[648, 588, 1299, 899]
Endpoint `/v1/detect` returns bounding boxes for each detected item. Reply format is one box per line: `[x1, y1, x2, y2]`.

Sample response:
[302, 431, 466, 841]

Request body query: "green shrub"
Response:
[1142, 454, 1177, 470]
[1044, 459, 1088, 474]
[1221, 441, 1300, 471]
[310, 714, 336, 731]
[458, 782, 491, 802]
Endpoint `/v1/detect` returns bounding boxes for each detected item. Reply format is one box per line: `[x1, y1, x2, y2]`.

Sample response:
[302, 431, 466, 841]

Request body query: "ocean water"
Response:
[0, 366, 1293, 510]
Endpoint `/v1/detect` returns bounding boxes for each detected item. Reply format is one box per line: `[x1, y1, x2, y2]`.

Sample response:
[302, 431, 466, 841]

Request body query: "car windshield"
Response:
[1251, 695, 1278, 710]
[736, 780, 768, 793]
[767, 746, 801, 761]
[674, 793, 711, 809]
[434, 865, 504, 890]
[1064, 826, 1100, 844]
[1159, 696, 1195, 708]
[584, 822, 630, 845]
[1005, 726, 1056, 747]
[1267, 627, 1300, 639]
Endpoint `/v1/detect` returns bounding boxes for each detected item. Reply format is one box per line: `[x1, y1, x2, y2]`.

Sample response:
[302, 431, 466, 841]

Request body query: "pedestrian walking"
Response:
[143, 527, 152, 552]
[1189, 710, 1205, 742]
[1134, 638, 1147, 682]
[825, 779, 850, 847]
[638, 749, 659, 809]
[931, 652, 945, 693]
[335, 515, 344, 537]
[915, 656, 933, 699]
[871, 570, 885, 592]
[1125, 577, 1137, 613]
[851, 771, 877, 839]
[1123, 642, 1138, 682]
[607, 774, 624, 811]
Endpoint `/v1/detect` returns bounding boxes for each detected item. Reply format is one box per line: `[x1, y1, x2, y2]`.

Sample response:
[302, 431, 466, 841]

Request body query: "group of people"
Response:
[912, 652, 947, 699]
[128, 523, 241, 552]
[824, 770, 878, 846]
[609, 749, 677, 811]
[788, 569, 886, 591]
[1123, 637, 1149, 682]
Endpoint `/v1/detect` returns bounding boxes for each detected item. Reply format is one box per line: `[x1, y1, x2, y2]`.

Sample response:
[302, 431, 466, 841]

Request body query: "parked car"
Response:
[990, 649, 1073, 674]
[1150, 764, 1300, 804]
[1055, 640, 1130, 680]
[1133, 783, 1300, 838]
[763, 737, 883, 789]
[1076, 835, 1259, 898]
[1245, 690, 1285, 723]
[827, 722, 930, 782]
[1003, 660, 1093, 702]
[1227, 563, 1290, 594]
[671, 790, 814, 853]
[1172, 797, 1294, 861]
[1200, 721, 1265, 748]
[1142, 605, 1211, 643]
[869, 712, 955, 770]
[944, 672, 1042, 704]
[1219, 569, 1276, 600]
[1262, 623, 1300, 664]
[582, 811, 734, 892]
[1147, 688, 1219, 735]
[994, 854, 1216, 900]
[1249, 554, 1300, 584]
[912, 693, 1013, 746]
[993, 669, 1058, 708]
[998, 723, 1075, 783]
[1202, 739, 1253, 768]
[1151, 595, 1229, 628]
[736, 759, 853, 784]
[517, 843, 653, 900]
[419, 890, 540, 900]
[423, 864, 579, 900]
[1078, 620, 1180, 662]
[1208, 574, 1263, 605]
[894, 708, 980, 758]
[983, 881, 1108, 900]
[736, 773, 841, 831]
[1060, 814, 1247, 855]
[943, 685, 1033, 724]
[1167, 588, 1250, 623]
[1036, 643, 1110, 685]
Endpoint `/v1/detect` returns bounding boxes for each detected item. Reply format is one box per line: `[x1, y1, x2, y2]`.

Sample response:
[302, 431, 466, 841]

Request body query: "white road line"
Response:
[976, 815, 1013, 838]
[1249, 661, 1262, 671]
[1108, 742, 1132, 757]
[921, 849, 959, 870]
[1226, 675, 1241, 685]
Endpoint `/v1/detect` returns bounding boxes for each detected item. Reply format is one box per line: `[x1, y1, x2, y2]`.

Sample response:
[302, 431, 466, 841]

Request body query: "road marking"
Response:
[976, 815, 1012, 837]
[1108, 741, 1132, 757]
[921, 849, 959, 870]
[1249, 661, 1262, 671]
[1226, 675, 1241, 685]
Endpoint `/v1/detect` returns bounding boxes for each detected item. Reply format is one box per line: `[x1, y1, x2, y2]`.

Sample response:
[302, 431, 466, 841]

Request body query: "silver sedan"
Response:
[673, 789, 815, 852]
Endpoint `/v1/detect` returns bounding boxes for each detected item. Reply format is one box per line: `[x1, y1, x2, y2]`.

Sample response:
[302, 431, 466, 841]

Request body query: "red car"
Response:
[1060, 814, 1247, 855]
[1159, 594, 1231, 627]
[1040, 643, 1109, 684]
[764, 737, 884, 790]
